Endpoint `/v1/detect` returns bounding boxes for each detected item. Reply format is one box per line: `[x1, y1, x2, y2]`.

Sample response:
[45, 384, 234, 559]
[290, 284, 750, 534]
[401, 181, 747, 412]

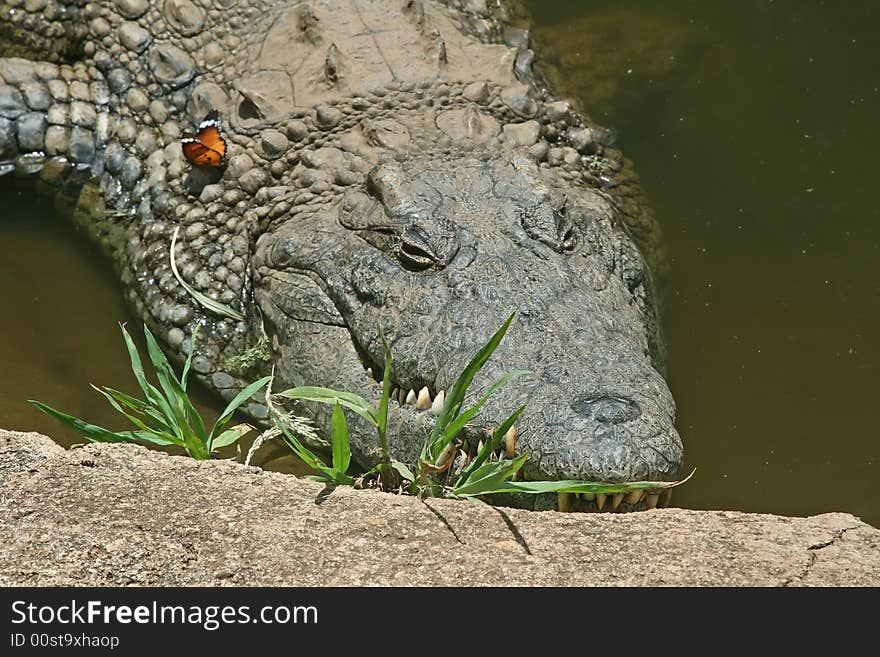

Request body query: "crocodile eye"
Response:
[398, 240, 435, 271]
[397, 225, 438, 271]
[341, 186, 459, 271]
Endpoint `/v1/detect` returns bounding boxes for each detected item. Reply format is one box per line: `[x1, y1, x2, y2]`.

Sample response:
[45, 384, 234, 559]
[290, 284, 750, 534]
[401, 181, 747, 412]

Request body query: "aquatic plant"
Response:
[30, 323, 270, 460]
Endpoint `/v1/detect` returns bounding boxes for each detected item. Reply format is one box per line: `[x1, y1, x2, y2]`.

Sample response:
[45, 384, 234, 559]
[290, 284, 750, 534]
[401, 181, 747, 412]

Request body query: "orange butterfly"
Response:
[181, 110, 228, 167]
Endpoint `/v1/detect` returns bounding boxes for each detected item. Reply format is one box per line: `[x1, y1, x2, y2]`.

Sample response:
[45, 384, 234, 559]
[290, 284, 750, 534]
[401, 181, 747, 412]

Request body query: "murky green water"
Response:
[0, 191, 143, 445]
[0, 190, 302, 471]
[1, 1, 876, 525]
[0, 191, 237, 451]
[528, 0, 879, 525]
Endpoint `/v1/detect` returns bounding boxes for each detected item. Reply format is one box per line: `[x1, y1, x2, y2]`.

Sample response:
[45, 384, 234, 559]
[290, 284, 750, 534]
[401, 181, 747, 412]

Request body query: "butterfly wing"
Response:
[196, 125, 227, 163]
[181, 137, 221, 167]
[181, 111, 228, 167]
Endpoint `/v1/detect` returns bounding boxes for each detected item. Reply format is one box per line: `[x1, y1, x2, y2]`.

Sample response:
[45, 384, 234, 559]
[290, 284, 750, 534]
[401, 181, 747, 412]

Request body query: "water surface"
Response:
[1, 192, 141, 445]
[528, 0, 879, 525]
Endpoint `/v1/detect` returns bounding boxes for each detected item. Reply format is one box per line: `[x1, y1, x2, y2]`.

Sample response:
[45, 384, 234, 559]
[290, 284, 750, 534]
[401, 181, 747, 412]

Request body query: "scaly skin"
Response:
[0, 0, 683, 510]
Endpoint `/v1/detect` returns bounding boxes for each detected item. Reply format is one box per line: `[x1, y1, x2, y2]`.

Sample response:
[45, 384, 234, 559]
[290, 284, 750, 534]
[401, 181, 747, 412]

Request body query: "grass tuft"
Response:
[30, 323, 269, 460]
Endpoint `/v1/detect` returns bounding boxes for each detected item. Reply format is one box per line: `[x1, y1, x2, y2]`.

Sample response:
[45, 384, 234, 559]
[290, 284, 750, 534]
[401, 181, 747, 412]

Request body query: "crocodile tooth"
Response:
[659, 489, 673, 508]
[557, 492, 572, 512]
[582, 492, 595, 502]
[645, 493, 660, 509]
[595, 493, 606, 511]
[415, 386, 431, 410]
[610, 493, 624, 510]
[504, 425, 516, 457]
[365, 367, 373, 378]
[390, 387, 399, 402]
[398, 388, 408, 405]
[405, 389, 417, 405]
[430, 389, 445, 415]
[625, 490, 644, 505]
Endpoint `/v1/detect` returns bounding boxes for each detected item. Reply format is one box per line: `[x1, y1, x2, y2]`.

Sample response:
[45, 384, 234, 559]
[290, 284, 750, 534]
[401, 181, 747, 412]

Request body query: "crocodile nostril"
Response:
[572, 395, 641, 424]
[554, 211, 577, 251]
[559, 223, 577, 251]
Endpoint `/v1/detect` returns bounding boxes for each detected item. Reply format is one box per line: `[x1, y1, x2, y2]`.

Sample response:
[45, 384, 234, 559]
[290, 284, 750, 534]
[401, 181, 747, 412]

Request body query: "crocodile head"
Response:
[0, 0, 682, 509]
[253, 147, 682, 500]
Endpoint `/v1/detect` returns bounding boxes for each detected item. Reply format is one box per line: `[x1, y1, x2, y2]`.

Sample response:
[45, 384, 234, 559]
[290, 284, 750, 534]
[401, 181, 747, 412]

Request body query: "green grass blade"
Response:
[437, 311, 515, 427]
[170, 226, 245, 321]
[428, 312, 516, 458]
[124, 322, 208, 458]
[93, 385, 149, 413]
[502, 469, 697, 495]
[277, 386, 378, 426]
[100, 387, 174, 433]
[429, 370, 530, 462]
[376, 347, 391, 443]
[93, 384, 154, 427]
[29, 400, 139, 445]
[209, 376, 272, 446]
[455, 406, 525, 488]
[273, 413, 353, 485]
[330, 402, 351, 475]
[143, 325, 208, 443]
[182, 433, 209, 459]
[90, 385, 183, 446]
[214, 376, 273, 429]
[375, 326, 394, 484]
[89, 383, 150, 414]
[451, 455, 528, 498]
[180, 330, 196, 391]
[281, 431, 326, 472]
[143, 323, 180, 384]
[390, 460, 416, 482]
[211, 423, 254, 451]
[130, 431, 180, 446]
[119, 324, 182, 441]
[119, 323, 156, 402]
[269, 397, 333, 476]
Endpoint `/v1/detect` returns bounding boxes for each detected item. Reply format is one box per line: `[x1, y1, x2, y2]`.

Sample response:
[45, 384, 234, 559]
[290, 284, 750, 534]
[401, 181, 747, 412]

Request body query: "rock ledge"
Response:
[2, 430, 877, 586]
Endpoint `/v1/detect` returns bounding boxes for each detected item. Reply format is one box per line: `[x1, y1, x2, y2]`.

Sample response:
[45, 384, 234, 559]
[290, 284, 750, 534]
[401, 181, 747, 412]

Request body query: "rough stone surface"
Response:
[1, 431, 877, 587]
